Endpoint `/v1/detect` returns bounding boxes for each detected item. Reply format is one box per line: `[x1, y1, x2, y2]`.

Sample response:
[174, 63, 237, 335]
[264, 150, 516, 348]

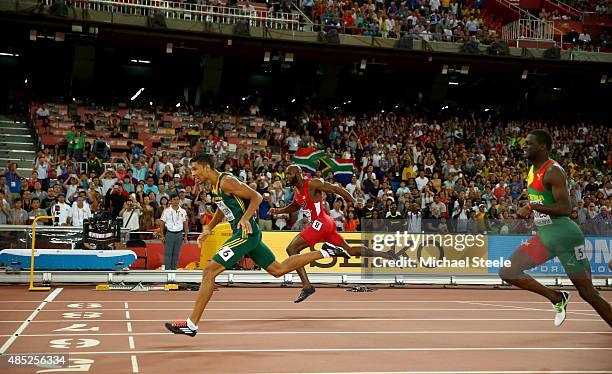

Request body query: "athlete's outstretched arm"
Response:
[311, 178, 356, 205]
[530, 165, 572, 216]
[269, 200, 300, 216]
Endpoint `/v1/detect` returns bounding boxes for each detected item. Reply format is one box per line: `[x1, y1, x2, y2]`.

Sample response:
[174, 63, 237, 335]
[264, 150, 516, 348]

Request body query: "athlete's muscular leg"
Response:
[189, 260, 226, 325]
[340, 241, 398, 260]
[498, 247, 563, 304]
[285, 235, 314, 289]
[568, 268, 612, 328]
[266, 250, 326, 278]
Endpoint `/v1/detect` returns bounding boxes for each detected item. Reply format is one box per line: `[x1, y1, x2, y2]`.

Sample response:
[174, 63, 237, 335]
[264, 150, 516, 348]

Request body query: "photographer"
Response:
[120, 194, 142, 232]
[105, 182, 128, 219]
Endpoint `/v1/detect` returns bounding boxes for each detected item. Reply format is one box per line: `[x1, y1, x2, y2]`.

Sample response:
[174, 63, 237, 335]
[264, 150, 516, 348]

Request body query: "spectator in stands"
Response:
[105, 182, 128, 219]
[10, 198, 28, 225]
[343, 210, 359, 231]
[286, 131, 302, 154]
[0, 190, 10, 224]
[579, 29, 592, 48]
[73, 130, 86, 162]
[4, 163, 23, 206]
[122, 175, 135, 194]
[53, 194, 71, 226]
[179, 189, 192, 208]
[87, 153, 104, 177]
[28, 198, 48, 225]
[258, 192, 273, 230]
[120, 195, 142, 231]
[33, 155, 50, 190]
[66, 126, 77, 158]
[68, 195, 92, 227]
[31, 181, 48, 202]
[130, 159, 148, 182]
[182, 167, 196, 188]
[143, 177, 158, 195]
[101, 168, 121, 196]
[292, 214, 311, 230]
[567, 28, 580, 45]
[594, 205, 610, 235]
[140, 195, 155, 230]
[273, 200, 290, 230]
[43, 188, 60, 213]
[329, 199, 345, 231]
[36, 104, 50, 123]
[63, 175, 81, 203]
[156, 184, 169, 204]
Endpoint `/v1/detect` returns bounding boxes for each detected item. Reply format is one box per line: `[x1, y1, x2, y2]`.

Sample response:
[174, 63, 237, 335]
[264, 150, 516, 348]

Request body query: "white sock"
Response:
[319, 248, 331, 258]
[186, 318, 198, 330]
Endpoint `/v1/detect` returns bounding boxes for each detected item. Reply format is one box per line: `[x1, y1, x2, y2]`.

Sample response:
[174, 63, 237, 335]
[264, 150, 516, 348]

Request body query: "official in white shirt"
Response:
[159, 194, 189, 270]
[68, 196, 92, 227]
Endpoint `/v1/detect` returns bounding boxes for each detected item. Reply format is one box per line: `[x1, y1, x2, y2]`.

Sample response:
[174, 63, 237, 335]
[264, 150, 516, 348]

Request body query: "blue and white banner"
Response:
[488, 236, 612, 275]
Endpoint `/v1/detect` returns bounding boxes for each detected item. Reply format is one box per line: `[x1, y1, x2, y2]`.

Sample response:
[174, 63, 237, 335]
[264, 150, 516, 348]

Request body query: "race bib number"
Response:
[573, 244, 586, 261]
[215, 201, 235, 221]
[217, 246, 235, 261]
[531, 201, 552, 226]
[312, 220, 323, 231]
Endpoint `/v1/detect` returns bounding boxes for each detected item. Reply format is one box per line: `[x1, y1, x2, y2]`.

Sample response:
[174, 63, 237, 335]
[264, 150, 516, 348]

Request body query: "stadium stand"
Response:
[1, 101, 609, 237]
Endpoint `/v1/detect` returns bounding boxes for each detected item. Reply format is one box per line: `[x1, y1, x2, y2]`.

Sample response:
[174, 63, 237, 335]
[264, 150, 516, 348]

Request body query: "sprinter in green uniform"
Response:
[165, 154, 350, 337]
[499, 129, 611, 328]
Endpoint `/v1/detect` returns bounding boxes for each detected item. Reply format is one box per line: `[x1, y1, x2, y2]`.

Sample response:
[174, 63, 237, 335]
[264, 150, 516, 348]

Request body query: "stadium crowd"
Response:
[0, 102, 610, 238]
[305, 0, 502, 43]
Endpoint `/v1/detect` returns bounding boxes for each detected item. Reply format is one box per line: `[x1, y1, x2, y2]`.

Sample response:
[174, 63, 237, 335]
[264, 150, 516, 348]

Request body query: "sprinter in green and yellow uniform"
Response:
[165, 154, 350, 337]
[499, 129, 611, 328]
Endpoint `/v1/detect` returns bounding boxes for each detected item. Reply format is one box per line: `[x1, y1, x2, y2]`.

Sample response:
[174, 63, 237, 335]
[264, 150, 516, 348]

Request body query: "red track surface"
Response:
[0, 285, 611, 373]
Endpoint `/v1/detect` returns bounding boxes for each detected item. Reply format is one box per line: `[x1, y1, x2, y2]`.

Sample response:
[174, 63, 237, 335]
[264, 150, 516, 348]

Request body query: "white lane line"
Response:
[131, 355, 139, 373]
[0, 288, 63, 354]
[54, 347, 612, 355]
[459, 301, 599, 317]
[2, 300, 609, 304]
[25, 318, 606, 322]
[125, 302, 137, 373]
[278, 371, 612, 374]
[7, 308, 600, 312]
[10, 330, 612, 337]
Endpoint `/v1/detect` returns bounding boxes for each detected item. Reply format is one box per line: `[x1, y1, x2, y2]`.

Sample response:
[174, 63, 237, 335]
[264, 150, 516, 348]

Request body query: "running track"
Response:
[0, 285, 611, 373]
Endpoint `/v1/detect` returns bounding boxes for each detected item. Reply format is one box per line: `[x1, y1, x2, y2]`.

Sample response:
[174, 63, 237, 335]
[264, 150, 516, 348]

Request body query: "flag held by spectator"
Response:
[319, 157, 354, 185]
[292, 148, 324, 173]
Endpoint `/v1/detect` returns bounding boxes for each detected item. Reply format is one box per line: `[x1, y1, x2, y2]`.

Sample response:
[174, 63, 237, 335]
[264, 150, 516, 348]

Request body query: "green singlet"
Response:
[525, 159, 588, 274]
[210, 173, 275, 270]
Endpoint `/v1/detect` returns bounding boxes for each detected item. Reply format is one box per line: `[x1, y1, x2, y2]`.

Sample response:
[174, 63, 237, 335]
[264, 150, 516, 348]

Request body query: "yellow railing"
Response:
[29, 216, 54, 292]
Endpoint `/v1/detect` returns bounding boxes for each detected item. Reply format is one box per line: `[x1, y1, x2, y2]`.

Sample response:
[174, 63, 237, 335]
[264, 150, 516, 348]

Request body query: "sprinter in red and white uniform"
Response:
[269, 165, 397, 303]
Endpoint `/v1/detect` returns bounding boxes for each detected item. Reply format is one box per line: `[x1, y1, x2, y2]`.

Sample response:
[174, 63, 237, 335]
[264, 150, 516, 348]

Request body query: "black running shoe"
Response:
[321, 243, 351, 259]
[165, 321, 197, 337]
[294, 287, 316, 303]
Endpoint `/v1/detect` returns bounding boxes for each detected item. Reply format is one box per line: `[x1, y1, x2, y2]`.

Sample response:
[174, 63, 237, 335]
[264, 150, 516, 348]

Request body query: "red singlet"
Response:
[294, 178, 344, 246]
